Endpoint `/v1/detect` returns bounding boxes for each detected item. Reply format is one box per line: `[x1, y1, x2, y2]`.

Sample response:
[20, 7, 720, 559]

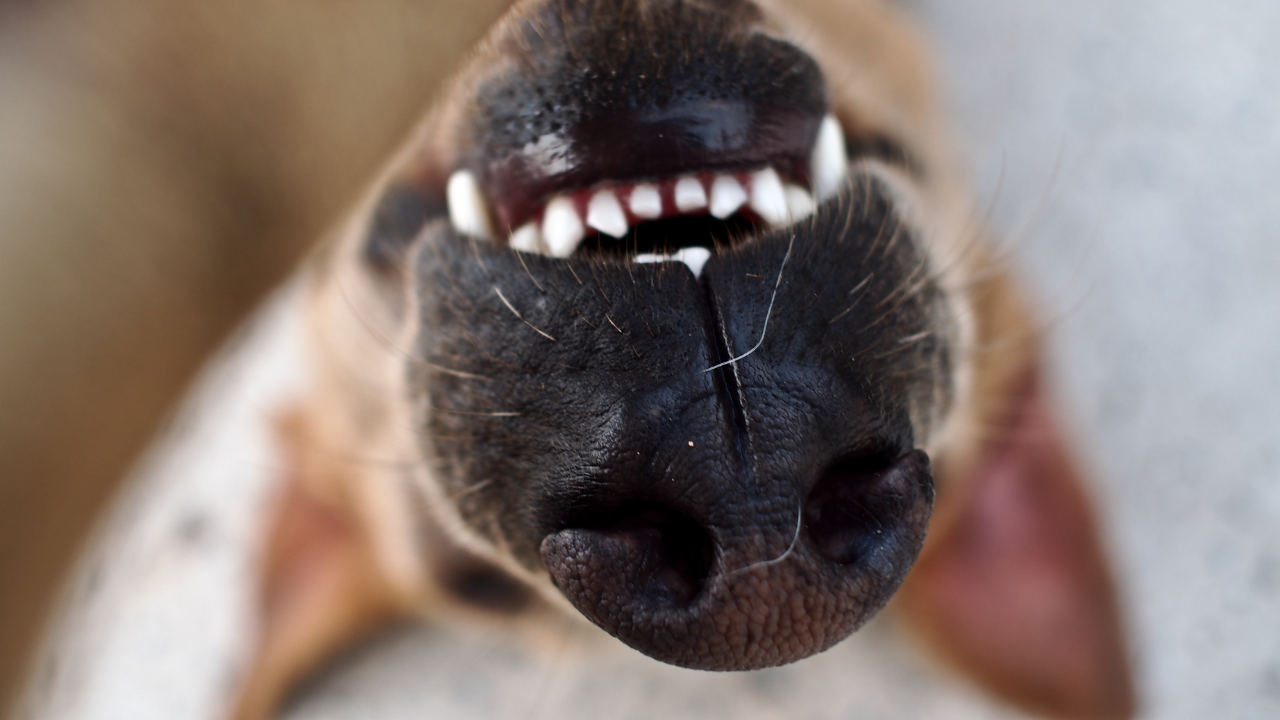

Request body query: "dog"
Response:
[231, 1, 1135, 718]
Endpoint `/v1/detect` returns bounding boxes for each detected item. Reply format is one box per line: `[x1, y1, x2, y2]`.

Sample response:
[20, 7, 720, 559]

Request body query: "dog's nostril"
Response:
[543, 505, 714, 606]
[804, 449, 933, 565]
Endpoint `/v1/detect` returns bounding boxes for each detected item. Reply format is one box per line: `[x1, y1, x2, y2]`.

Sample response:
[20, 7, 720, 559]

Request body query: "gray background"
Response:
[29, 1, 1280, 719]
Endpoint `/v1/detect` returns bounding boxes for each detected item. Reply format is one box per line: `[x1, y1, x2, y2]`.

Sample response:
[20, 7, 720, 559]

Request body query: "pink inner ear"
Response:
[899, 376, 1136, 720]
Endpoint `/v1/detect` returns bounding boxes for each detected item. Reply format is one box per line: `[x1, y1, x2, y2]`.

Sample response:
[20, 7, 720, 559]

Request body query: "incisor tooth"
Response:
[709, 175, 747, 219]
[674, 177, 708, 213]
[446, 170, 494, 240]
[749, 168, 788, 226]
[586, 189, 629, 238]
[629, 184, 662, 219]
[633, 247, 712, 279]
[542, 196, 584, 258]
[673, 247, 712, 278]
[811, 115, 848, 203]
[783, 183, 816, 222]
[510, 222, 542, 253]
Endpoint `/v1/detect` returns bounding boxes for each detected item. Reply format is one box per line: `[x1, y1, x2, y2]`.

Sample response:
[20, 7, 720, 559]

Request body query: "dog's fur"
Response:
[232, 1, 1134, 718]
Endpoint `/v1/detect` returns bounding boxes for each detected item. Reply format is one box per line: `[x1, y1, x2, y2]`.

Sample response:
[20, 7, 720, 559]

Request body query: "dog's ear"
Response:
[897, 372, 1135, 720]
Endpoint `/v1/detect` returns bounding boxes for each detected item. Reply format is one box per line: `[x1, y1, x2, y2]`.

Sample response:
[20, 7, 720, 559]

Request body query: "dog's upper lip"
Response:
[445, 0, 836, 243]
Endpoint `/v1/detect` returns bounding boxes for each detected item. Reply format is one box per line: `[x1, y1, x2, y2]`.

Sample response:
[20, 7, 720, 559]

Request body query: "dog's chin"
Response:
[403, 0, 953, 671]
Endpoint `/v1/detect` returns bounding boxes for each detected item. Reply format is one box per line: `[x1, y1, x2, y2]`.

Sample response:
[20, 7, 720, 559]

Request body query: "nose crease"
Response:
[704, 232, 796, 374]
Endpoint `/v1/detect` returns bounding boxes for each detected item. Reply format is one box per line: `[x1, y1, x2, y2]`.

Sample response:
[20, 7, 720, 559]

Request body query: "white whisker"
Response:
[719, 502, 804, 579]
[494, 286, 557, 341]
[704, 232, 796, 373]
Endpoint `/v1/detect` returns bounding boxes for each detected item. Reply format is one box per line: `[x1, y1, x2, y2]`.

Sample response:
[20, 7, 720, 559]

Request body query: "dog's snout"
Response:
[415, 177, 953, 670]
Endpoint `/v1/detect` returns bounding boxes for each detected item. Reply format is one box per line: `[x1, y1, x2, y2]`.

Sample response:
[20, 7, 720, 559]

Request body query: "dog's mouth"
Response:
[436, 0, 850, 276]
[447, 113, 846, 275]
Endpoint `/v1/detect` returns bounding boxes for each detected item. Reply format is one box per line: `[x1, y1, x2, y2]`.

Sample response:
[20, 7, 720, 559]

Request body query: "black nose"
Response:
[539, 439, 933, 670]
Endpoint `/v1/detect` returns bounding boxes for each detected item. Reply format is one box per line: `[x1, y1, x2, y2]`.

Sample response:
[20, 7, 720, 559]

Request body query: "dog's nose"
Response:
[539, 440, 933, 671]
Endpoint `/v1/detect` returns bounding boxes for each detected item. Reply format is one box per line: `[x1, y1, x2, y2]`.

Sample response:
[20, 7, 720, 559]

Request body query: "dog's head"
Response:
[364, 0, 975, 671]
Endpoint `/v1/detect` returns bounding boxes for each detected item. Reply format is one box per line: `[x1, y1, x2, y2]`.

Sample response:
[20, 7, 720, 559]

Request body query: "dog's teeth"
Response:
[633, 247, 712, 279]
[783, 183, 816, 222]
[673, 247, 711, 278]
[709, 175, 748, 219]
[748, 168, 789, 226]
[629, 184, 662, 219]
[674, 176, 708, 213]
[586, 189, 629, 238]
[509, 221, 542, 254]
[810, 114, 848, 203]
[542, 196, 584, 258]
[446, 170, 494, 240]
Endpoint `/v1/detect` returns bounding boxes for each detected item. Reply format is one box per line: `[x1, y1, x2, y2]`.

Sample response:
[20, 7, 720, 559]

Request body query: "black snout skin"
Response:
[412, 178, 954, 670]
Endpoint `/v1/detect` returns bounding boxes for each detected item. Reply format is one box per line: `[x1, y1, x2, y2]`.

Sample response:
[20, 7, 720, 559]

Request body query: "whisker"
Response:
[495, 286, 558, 341]
[717, 502, 804, 579]
[704, 232, 797, 373]
[447, 479, 493, 501]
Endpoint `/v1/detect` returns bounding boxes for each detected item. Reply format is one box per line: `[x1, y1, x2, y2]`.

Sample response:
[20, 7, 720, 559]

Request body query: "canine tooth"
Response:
[446, 170, 494, 240]
[674, 176, 708, 213]
[673, 247, 712, 278]
[749, 168, 789, 226]
[783, 183, 816, 222]
[629, 184, 662, 219]
[586, 189, 629, 238]
[509, 222, 542, 253]
[709, 175, 747, 219]
[542, 196, 584, 258]
[811, 114, 848, 203]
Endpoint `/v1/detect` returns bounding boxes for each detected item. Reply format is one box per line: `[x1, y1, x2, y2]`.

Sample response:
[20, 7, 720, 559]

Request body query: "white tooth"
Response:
[542, 196, 585, 258]
[629, 184, 663, 219]
[810, 114, 848, 203]
[709, 175, 747, 219]
[673, 246, 712, 278]
[749, 167, 789, 226]
[783, 183, 816, 222]
[632, 248, 712, 279]
[509, 222, 543, 254]
[446, 170, 494, 240]
[586, 189, 629, 238]
[674, 176, 708, 213]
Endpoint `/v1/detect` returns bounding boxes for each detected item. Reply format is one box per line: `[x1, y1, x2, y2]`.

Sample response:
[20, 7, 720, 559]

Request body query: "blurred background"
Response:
[6, 0, 1279, 719]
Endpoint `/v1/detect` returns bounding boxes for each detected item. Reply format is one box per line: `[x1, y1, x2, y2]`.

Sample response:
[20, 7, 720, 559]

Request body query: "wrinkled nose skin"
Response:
[413, 180, 950, 671]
